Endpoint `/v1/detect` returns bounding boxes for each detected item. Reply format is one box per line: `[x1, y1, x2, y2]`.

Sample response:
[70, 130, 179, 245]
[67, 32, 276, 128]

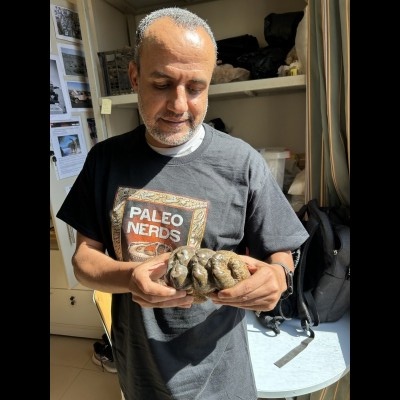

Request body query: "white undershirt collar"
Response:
[147, 125, 205, 157]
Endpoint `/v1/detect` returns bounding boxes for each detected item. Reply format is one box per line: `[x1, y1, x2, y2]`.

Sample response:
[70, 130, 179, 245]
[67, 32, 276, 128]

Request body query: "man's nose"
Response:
[167, 86, 189, 114]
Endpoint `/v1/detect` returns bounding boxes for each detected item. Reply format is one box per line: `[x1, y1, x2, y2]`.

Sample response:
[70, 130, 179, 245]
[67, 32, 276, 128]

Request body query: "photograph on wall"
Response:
[57, 43, 88, 78]
[50, 117, 88, 180]
[50, 4, 82, 43]
[66, 81, 93, 111]
[50, 55, 71, 121]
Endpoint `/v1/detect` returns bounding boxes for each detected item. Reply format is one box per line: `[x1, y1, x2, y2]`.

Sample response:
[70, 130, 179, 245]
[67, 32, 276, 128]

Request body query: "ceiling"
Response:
[104, 0, 216, 14]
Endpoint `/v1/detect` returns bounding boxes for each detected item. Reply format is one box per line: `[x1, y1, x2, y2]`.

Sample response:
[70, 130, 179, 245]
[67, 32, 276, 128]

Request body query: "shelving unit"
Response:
[100, 75, 306, 108]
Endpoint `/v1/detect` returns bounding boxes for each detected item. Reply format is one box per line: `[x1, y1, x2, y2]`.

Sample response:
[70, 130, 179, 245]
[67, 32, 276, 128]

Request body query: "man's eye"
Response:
[154, 84, 168, 90]
[188, 87, 203, 94]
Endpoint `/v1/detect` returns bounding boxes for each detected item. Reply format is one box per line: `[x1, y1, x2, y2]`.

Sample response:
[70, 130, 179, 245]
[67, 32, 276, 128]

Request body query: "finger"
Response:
[132, 283, 188, 301]
[238, 256, 277, 277]
[132, 279, 174, 298]
[210, 274, 281, 304]
[238, 255, 262, 268]
[216, 274, 263, 300]
[133, 266, 172, 296]
[141, 253, 171, 280]
[132, 293, 194, 308]
[149, 263, 170, 281]
[210, 293, 278, 311]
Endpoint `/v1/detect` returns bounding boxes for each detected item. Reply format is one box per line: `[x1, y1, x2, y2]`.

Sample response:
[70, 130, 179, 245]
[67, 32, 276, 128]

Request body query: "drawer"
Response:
[50, 288, 104, 338]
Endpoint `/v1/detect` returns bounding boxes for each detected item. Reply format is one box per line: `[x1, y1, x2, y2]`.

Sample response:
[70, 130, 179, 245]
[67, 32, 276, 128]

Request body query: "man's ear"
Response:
[128, 61, 139, 92]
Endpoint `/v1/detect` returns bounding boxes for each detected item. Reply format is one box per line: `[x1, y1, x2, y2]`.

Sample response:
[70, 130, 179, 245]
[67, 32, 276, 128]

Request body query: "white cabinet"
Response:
[50, 286, 104, 338]
[50, 245, 104, 338]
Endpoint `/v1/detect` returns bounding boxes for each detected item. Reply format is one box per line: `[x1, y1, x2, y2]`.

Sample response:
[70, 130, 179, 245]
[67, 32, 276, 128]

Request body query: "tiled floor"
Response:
[50, 334, 122, 400]
[50, 334, 285, 400]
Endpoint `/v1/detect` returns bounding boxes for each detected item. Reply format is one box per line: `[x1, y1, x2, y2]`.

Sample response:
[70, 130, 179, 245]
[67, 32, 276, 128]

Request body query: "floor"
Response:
[50, 334, 122, 400]
[50, 334, 287, 400]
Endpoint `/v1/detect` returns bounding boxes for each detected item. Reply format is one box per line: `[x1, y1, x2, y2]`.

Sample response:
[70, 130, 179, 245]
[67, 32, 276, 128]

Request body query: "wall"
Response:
[50, 0, 104, 337]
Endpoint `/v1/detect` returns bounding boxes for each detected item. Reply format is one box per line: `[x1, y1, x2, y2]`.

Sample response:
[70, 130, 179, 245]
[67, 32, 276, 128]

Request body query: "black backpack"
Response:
[256, 199, 350, 358]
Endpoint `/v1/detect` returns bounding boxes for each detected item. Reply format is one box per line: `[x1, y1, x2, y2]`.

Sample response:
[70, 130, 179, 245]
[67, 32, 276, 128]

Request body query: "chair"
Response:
[92, 290, 112, 343]
[93, 290, 126, 400]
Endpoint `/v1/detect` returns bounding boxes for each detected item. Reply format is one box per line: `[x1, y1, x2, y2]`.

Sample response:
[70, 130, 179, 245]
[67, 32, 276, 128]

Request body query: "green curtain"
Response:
[305, 0, 350, 208]
[278, 4, 351, 400]
[301, 1, 350, 394]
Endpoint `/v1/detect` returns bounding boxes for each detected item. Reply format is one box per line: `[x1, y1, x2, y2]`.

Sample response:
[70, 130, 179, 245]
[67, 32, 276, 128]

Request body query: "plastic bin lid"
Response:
[262, 147, 291, 159]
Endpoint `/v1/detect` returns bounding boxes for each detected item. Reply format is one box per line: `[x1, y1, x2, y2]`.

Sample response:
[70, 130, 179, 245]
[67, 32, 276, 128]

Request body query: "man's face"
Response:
[129, 18, 216, 148]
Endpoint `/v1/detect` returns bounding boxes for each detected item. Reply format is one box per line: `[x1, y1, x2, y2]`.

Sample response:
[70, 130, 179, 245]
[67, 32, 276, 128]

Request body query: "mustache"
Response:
[161, 112, 192, 121]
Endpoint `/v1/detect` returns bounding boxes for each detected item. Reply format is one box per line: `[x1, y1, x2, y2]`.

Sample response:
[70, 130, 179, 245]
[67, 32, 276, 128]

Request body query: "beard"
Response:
[137, 91, 208, 147]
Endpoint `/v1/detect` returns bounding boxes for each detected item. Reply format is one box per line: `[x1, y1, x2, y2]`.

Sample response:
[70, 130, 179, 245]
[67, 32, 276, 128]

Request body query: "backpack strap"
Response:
[303, 290, 319, 325]
[308, 199, 336, 267]
[274, 328, 315, 368]
[296, 211, 320, 328]
[255, 309, 285, 334]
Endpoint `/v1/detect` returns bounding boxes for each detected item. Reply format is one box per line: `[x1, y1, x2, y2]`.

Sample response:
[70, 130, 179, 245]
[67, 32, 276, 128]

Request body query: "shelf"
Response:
[104, 0, 218, 15]
[209, 75, 306, 99]
[99, 75, 306, 109]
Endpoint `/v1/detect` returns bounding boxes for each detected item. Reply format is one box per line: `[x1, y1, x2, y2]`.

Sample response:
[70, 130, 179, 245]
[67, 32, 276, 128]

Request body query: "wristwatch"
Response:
[271, 262, 294, 300]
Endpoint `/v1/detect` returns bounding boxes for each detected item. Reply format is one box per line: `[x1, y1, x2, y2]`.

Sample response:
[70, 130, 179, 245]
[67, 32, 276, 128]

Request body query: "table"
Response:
[246, 310, 350, 399]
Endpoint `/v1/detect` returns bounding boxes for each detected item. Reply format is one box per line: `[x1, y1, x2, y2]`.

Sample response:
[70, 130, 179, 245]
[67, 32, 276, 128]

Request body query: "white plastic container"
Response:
[260, 148, 291, 190]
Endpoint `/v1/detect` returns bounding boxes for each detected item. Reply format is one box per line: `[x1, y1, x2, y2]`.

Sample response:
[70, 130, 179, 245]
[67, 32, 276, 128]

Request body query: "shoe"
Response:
[92, 341, 117, 373]
[102, 333, 111, 346]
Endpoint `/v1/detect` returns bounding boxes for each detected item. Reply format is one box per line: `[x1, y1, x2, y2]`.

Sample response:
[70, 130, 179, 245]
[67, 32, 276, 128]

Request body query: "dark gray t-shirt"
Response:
[57, 124, 308, 399]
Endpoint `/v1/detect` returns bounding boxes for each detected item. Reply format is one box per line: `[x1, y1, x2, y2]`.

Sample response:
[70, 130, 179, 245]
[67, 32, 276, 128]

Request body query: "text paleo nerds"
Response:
[126, 206, 184, 242]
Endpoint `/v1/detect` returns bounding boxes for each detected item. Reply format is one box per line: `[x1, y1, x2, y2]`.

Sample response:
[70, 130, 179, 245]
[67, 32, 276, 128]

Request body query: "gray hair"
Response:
[134, 7, 217, 69]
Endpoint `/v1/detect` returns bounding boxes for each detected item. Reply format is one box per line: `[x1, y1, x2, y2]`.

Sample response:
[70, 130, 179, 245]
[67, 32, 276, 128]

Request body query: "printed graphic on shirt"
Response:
[112, 187, 209, 262]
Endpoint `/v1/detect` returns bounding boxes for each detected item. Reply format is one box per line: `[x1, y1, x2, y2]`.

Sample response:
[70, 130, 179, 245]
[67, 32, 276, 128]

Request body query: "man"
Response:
[57, 7, 308, 400]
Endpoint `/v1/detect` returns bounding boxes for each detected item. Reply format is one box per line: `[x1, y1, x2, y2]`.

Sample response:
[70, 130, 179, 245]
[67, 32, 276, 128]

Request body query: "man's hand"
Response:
[208, 255, 288, 311]
[129, 252, 194, 308]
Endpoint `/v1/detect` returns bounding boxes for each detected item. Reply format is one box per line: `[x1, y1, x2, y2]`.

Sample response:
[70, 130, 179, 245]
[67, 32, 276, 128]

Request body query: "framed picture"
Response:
[50, 117, 88, 180]
[50, 4, 82, 43]
[66, 81, 93, 111]
[50, 55, 71, 121]
[57, 43, 88, 78]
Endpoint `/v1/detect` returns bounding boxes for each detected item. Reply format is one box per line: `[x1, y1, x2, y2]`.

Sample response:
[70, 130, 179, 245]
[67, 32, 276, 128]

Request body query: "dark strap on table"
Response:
[273, 327, 315, 368]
